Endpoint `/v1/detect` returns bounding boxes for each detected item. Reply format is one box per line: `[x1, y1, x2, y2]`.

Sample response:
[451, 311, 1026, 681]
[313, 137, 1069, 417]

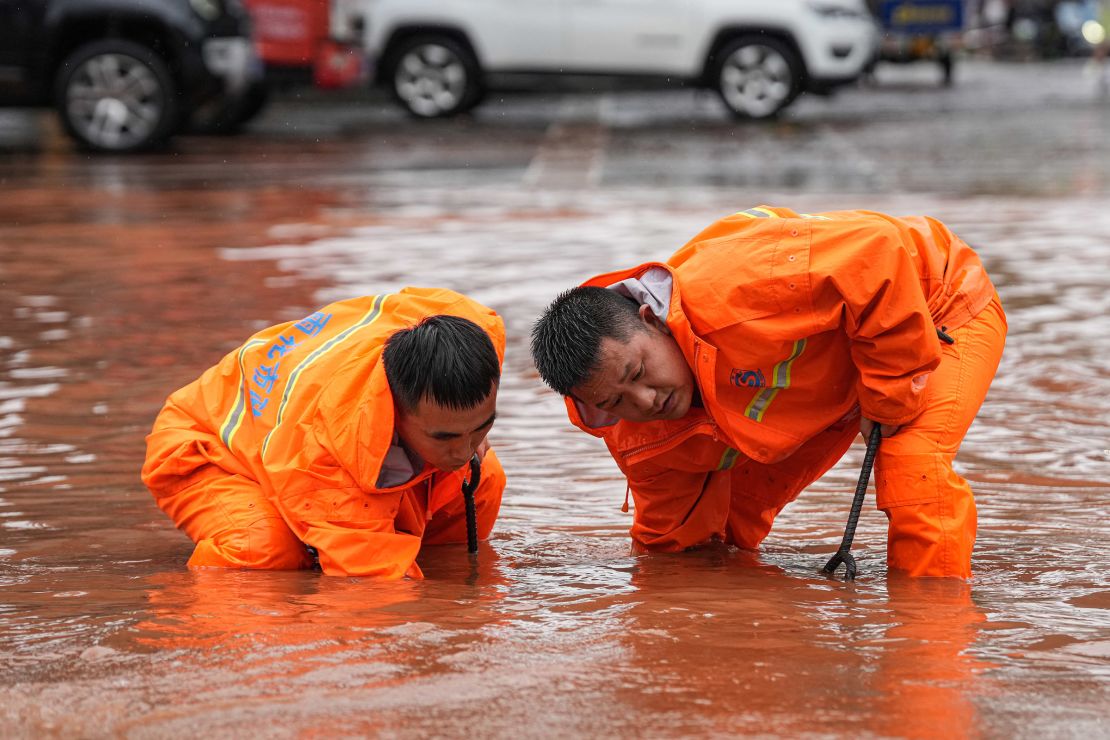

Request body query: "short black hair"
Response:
[383, 315, 500, 411]
[530, 286, 644, 396]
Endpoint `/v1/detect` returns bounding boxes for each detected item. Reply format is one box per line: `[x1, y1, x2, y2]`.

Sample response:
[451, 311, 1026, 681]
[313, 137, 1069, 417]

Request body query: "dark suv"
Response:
[0, 0, 258, 152]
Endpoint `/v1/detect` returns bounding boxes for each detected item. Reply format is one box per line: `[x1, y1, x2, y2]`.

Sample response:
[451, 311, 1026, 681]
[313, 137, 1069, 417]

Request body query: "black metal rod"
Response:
[461, 453, 481, 554]
[823, 424, 882, 580]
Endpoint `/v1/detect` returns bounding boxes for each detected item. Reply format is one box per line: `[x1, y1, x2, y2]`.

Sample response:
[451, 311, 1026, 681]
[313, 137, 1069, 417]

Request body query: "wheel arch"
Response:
[377, 24, 482, 85]
[47, 15, 183, 94]
[700, 26, 809, 86]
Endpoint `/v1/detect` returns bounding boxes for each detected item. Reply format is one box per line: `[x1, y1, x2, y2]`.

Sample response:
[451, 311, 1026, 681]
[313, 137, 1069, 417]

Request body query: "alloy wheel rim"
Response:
[66, 53, 163, 149]
[394, 44, 467, 116]
[720, 45, 793, 117]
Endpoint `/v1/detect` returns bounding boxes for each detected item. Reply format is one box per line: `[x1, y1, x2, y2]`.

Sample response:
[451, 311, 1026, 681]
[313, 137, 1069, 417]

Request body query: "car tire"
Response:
[712, 36, 803, 120]
[940, 51, 954, 87]
[54, 39, 179, 152]
[387, 35, 483, 118]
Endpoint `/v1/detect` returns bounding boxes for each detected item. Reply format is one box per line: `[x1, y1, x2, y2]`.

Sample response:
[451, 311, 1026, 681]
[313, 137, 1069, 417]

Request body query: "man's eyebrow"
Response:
[619, 361, 634, 383]
[472, 413, 496, 433]
[596, 360, 635, 409]
[429, 413, 497, 439]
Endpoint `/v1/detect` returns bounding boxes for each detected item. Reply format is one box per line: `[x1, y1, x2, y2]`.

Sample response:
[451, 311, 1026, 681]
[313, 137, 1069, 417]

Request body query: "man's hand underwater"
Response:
[860, 417, 900, 440]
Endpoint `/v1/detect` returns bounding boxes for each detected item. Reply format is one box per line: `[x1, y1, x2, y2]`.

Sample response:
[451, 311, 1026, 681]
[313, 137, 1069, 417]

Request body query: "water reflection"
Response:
[62, 550, 999, 737]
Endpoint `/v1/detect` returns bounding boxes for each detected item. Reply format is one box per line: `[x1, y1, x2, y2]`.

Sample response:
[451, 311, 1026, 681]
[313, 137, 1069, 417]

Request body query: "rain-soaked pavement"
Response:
[1, 59, 1108, 737]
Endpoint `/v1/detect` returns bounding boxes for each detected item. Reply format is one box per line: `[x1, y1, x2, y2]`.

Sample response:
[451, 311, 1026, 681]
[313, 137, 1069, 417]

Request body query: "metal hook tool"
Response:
[823, 424, 882, 580]
[461, 453, 481, 555]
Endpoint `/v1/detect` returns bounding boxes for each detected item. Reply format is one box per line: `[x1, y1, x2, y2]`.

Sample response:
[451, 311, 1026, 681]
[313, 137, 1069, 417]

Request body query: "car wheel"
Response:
[713, 36, 803, 120]
[388, 35, 482, 118]
[939, 51, 954, 87]
[55, 39, 178, 152]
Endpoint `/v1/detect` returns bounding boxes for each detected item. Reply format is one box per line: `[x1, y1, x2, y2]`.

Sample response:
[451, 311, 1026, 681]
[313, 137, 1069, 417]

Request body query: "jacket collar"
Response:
[351, 358, 436, 492]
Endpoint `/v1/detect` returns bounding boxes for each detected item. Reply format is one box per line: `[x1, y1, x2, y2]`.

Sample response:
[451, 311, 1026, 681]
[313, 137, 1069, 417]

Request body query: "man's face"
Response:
[571, 307, 696, 423]
[394, 385, 498, 472]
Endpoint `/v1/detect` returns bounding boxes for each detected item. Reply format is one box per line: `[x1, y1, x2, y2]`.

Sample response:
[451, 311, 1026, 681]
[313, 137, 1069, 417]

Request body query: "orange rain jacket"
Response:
[142, 288, 506, 578]
[565, 206, 997, 552]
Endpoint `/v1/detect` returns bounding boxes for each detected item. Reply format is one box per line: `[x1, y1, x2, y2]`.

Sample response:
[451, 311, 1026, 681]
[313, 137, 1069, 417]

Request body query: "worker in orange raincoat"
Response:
[531, 206, 1006, 578]
[142, 288, 506, 578]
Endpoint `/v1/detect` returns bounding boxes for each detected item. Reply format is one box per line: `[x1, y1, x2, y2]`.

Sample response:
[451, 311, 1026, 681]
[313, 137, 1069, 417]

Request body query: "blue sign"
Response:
[879, 0, 964, 34]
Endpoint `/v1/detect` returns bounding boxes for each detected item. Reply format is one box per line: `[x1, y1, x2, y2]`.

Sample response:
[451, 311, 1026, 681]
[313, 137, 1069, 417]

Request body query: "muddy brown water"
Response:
[1, 125, 1109, 737]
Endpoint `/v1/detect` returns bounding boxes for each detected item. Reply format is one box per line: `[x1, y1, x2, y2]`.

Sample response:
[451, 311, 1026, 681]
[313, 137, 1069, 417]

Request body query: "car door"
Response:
[460, 0, 566, 69]
[563, 0, 696, 75]
[0, 0, 47, 100]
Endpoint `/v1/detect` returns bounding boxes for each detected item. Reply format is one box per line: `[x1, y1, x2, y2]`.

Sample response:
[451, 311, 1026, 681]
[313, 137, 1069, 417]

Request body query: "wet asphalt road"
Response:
[1, 59, 1108, 198]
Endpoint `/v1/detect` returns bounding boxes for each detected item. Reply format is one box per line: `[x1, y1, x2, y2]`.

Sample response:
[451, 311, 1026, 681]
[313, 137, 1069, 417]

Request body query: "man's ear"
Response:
[637, 303, 667, 333]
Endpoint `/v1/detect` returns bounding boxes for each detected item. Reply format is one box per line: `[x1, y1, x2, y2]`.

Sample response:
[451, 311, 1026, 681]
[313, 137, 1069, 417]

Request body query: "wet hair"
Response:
[530, 286, 645, 396]
[383, 315, 500, 411]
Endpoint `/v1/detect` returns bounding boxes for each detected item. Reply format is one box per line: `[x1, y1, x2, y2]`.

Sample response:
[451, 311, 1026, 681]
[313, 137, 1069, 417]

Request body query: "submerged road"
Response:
[1, 59, 1108, 737]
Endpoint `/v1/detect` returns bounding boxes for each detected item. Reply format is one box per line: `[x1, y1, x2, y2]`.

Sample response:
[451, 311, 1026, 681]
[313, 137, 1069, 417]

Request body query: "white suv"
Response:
[356, 0, 879, 119]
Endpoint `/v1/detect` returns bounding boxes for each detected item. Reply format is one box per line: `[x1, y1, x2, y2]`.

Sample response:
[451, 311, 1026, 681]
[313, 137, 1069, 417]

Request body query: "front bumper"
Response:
[202, 37, 264, 95]
[798, 15, 881, 84]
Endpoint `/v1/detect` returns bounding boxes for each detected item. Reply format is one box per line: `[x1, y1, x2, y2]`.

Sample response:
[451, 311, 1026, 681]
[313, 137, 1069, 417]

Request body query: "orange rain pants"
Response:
[723, 295, 1006, 576]
[876, 294, 1006, 576]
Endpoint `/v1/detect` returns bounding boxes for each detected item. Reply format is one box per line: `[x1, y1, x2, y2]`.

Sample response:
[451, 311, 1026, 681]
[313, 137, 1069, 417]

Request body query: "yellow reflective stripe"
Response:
[800, 213, 831, 220]
[735, 206, 780, 219]
[744, 338, 807, 422]
[218, 338, 267, 451]
[716, 447, 740, 471]
[261, 294, 390, 460]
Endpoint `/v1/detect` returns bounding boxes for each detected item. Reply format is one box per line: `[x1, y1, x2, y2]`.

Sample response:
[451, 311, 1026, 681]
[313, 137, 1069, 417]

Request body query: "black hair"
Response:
[530, 286, 644, 397]
[383, 315, 500, 411]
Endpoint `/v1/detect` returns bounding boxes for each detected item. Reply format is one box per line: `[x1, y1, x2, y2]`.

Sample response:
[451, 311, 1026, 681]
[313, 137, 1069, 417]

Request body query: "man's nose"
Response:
[456, 433, 484, 458]
[452, 438, 474, 458]
[632, 386, 656, 414]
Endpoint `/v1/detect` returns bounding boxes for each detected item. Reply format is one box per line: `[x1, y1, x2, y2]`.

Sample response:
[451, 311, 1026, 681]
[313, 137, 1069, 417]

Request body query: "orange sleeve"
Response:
[810, 219, 942, 426]
[283, 488, 423, 579]
[304, 522, 423, 579]
[627, 467, 729, 552]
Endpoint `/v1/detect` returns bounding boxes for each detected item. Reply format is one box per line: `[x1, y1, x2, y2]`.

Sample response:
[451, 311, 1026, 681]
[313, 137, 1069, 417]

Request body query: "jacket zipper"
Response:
[621, 418, 718, 467]
[691, 338, 721, 428]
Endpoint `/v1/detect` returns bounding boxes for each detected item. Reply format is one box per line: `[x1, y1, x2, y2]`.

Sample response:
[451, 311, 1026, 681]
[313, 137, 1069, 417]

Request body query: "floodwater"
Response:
[2, 62, 1110, 737]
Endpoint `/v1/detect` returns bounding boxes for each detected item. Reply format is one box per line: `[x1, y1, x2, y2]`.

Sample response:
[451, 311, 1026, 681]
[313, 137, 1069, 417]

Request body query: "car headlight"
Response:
[190, 0, 223, 21]
[1082, 20, 1106, 46]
